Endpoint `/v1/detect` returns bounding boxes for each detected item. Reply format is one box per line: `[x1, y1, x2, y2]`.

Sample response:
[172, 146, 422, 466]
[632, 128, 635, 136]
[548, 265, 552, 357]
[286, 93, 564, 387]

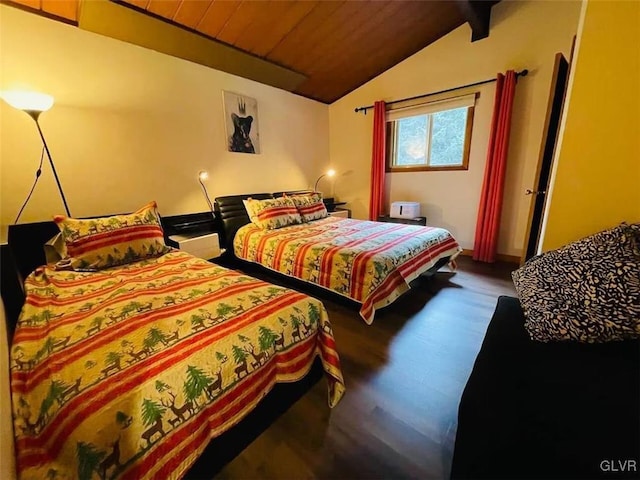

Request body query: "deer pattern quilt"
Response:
[234, 217, 462, 324]
[10, 251, 345, 480]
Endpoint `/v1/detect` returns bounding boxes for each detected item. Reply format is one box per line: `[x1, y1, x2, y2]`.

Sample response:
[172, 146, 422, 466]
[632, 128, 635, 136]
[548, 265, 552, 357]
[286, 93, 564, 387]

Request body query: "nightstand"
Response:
[328, 208, 350, 218]
[168, 232, 223, 260]
[162, 212, 223, 261]
[377, 215, 426, 226]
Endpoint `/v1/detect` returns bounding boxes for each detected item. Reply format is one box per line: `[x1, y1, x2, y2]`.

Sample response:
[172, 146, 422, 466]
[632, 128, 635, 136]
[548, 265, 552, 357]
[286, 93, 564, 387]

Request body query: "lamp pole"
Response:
[26, 109, 71, 217]
[314, 169, 336, 192]
[314, 174, 327, 192]
[198, 171, 215, 220]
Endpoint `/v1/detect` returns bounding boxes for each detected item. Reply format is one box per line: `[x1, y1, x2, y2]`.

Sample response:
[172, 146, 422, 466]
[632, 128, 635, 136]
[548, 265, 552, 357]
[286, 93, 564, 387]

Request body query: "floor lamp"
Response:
[2, 91, 72, 217]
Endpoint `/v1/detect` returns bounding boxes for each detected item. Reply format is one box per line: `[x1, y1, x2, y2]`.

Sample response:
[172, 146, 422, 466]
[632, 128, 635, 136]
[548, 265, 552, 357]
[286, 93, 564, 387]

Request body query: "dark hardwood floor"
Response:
[214, 256, 517, 480]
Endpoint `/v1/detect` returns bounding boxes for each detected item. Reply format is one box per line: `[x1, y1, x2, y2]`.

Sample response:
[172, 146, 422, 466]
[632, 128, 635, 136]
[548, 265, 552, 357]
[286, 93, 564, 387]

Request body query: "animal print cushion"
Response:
[512, 223, 640, 343]
[54, 201, 170, 271]
[243, 197, 302, 230]
[288, 192, 328, 222]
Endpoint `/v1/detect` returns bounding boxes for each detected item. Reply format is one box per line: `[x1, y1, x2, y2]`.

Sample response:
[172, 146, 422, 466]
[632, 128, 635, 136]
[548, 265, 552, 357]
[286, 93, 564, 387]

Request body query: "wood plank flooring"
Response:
[214, 256, 517, 479]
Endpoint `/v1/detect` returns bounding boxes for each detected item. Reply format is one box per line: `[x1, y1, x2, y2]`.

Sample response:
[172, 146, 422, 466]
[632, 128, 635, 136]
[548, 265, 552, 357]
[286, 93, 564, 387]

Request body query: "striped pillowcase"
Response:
[54, 201, 170, 271]
[290, 193, 328, 222]
[243, 197, 302, 230]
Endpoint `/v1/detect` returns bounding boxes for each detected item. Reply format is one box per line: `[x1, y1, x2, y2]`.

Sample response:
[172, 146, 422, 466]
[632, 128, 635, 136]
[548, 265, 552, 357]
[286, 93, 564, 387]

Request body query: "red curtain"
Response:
[473, 71, 517, 262]
[369, 101, 386, 220]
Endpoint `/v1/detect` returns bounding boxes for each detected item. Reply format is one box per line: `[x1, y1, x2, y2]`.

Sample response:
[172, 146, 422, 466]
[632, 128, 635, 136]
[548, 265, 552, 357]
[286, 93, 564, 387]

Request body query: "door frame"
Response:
[521, 52, 570, 264]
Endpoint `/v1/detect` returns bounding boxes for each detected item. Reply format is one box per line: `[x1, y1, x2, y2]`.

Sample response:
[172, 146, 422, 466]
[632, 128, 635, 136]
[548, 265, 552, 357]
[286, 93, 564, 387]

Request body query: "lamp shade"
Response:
[1, 91, 54, 112]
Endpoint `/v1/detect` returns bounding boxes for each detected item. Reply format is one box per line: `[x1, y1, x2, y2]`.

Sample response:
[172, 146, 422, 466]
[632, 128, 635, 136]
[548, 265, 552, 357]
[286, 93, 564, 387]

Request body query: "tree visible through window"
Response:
[386, 94, 476, 172]
[396, 115, 427, 166]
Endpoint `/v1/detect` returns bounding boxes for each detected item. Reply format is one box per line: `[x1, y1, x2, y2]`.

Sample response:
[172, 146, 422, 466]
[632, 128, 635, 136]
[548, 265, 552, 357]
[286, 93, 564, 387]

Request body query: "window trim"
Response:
[385, 95, 476, 173]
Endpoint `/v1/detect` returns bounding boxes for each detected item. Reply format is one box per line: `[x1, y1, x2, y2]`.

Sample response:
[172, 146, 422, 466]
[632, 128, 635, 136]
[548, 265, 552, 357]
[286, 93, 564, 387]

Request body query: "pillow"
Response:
[243, 197, 302, 230]
[288, 192, 328, 222]
[512, 223, 640, 343]
[54, 201, 171, 271]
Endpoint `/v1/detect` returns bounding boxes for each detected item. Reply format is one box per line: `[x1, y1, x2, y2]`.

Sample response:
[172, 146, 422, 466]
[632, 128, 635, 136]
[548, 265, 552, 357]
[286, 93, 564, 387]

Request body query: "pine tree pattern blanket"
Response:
[10, 251, 345, 479]
[235, 217, 462, 324]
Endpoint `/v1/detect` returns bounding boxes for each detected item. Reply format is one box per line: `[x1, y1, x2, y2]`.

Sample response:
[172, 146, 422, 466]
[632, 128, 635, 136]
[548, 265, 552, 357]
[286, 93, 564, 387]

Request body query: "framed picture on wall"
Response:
[222, 91, 260, 154]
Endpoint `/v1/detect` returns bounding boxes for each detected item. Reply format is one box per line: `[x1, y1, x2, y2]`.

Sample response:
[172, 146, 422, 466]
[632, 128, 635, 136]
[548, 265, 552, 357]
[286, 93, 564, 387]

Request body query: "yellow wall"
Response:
[541, 0, 640, 250]
[329, 0, 581, 255]
[0, 6, 330, 241]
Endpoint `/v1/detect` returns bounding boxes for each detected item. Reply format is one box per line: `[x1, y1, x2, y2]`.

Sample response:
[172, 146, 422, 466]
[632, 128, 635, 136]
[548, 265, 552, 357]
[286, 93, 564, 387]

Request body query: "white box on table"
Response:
[390, 202, 420, 219]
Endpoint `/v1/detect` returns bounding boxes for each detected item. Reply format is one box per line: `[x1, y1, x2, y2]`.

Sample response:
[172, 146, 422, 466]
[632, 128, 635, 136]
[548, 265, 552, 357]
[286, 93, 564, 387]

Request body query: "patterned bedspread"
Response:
[11, 251, 344, 480]
[234, 217, 462, 324]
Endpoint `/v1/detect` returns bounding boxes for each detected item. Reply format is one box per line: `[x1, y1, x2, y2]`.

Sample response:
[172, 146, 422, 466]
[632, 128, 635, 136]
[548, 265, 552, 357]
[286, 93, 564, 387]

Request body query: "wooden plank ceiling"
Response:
[7, 0, 79, 23]
[5, 0, 498, 104]
[119, 0, 476, 103]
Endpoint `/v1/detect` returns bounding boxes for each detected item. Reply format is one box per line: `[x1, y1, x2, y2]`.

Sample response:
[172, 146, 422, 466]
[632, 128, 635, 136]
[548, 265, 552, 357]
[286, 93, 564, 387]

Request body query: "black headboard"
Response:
[3, 221, 59, 337]
[8, 221, 59, 284]
[1, 244, 24, 340]
[214, 193, 272, 253]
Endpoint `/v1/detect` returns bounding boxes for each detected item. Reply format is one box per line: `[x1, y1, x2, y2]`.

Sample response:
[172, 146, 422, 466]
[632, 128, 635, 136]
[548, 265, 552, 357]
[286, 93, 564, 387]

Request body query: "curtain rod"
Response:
[354, 69, 529, 114]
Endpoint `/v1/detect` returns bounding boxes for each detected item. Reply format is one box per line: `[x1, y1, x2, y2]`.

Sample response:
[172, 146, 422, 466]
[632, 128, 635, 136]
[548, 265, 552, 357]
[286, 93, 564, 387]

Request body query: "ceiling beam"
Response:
[78, 0, 307, 93]
[455, 0, 497, 42]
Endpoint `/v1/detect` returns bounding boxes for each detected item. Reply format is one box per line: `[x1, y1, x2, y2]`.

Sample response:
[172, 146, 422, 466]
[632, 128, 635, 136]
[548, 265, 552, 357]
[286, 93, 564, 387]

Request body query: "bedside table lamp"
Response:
[198, 170, 215, 219]
[2, 90, 72, 218]
[313, 169, 335, 192]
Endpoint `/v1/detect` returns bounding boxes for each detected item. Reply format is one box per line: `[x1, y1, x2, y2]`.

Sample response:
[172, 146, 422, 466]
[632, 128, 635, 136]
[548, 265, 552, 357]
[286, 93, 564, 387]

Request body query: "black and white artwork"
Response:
[223, 91, 260, 154]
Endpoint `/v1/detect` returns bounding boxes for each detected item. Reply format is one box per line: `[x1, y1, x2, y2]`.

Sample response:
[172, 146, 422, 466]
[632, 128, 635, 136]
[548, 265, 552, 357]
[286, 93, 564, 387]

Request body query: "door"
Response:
[521, 53, 570, 263]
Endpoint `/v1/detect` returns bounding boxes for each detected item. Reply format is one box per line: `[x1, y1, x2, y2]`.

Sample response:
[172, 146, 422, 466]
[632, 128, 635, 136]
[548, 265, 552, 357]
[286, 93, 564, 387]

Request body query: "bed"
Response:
[215, 193, 462, 324]
[7, 213, 345, 480]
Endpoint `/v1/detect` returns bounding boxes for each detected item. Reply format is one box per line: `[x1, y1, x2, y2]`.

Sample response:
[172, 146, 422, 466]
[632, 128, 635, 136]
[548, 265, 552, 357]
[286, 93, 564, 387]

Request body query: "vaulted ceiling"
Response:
[5, 0, 498, 104]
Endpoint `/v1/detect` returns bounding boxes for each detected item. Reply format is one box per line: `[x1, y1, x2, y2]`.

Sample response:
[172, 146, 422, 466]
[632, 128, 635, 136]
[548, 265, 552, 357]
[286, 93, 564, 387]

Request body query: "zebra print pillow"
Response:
[512, 223, 640, 343]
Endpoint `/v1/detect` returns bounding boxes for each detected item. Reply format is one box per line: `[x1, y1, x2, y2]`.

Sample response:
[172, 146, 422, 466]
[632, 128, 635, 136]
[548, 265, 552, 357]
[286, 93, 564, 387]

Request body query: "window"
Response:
[386, 93, 476, 172]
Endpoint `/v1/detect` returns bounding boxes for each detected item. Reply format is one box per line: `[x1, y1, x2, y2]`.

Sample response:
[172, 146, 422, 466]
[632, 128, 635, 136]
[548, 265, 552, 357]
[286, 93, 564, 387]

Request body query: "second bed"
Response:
[216, 193, 462, 324]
